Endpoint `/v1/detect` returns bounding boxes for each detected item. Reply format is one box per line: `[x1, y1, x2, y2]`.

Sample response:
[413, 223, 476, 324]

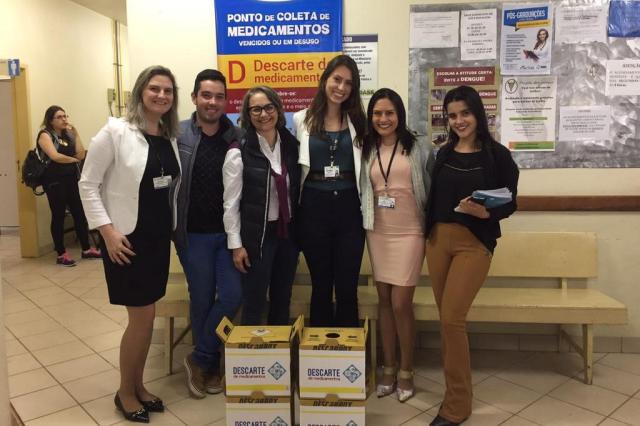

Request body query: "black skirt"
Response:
[100, 232, 170, 306]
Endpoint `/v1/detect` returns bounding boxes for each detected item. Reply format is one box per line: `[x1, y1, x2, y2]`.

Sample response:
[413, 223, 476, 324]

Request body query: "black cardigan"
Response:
[425, 140, 519, 252]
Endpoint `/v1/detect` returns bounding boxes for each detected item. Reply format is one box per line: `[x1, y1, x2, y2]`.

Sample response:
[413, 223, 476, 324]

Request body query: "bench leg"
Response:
[370, 318, 377, 375]
[582, 324, 593, 385]
[164, 317, 175, 376]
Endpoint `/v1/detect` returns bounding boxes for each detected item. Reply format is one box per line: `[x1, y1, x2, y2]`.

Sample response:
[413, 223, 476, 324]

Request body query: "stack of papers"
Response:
[471, 187, 513, 208]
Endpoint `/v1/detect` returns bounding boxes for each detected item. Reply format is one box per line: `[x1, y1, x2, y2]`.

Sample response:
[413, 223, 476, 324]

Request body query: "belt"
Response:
[306, 170, 356, 182]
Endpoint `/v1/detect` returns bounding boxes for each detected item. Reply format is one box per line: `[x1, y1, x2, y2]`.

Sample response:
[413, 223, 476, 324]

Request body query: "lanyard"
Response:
[324, 115, 344, 166]
[376, 139, 399, 193]
[148, 137, 165, 177]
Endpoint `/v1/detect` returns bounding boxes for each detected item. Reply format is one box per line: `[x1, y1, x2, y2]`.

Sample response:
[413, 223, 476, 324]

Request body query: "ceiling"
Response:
[70, 0, 127, 24]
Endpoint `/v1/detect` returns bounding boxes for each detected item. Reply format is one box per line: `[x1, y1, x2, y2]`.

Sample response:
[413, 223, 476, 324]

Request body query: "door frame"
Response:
[10, 65, 39, 257]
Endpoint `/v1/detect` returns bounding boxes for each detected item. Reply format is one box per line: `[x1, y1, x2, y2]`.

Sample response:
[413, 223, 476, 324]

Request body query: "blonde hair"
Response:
[126, 65, 179, 138]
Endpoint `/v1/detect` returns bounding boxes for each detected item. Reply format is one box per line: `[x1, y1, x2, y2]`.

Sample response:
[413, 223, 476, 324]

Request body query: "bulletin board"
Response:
[408, 0, 640, 169]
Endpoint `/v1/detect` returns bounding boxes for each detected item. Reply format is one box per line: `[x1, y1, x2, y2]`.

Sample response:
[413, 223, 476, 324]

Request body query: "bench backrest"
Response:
[297, 231, 597, 280]
[171, 232, 597, 280]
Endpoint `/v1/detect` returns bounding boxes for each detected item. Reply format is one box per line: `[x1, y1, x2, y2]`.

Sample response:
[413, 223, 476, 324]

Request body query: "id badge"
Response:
[324, 165, 340, 178]
[153, 175, 172, 189]
[377, 195, 396, 209]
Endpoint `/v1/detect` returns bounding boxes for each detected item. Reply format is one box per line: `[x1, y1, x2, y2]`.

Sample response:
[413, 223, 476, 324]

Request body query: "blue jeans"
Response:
[177, 233, 242, 372]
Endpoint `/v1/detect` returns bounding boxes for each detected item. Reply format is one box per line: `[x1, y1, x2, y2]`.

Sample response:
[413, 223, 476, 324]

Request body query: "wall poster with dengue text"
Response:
[428, 66, 500, 147]
[214, 0, 342, 125]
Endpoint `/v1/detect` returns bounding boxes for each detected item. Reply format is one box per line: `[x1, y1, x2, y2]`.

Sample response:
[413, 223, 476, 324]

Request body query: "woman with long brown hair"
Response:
[293, 54, 366, 327]
[426, 86, 519, 426]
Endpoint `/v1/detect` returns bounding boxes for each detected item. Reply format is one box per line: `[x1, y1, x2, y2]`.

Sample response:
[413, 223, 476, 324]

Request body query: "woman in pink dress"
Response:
[360, 88, 434, 402]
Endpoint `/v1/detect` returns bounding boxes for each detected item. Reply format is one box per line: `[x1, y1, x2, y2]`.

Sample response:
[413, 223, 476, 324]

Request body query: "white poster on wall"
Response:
[410, 11, 459, 48]
[501, 76, 557, 151]
[461, 9, 497, 61]
[559, 106, 610, 141]
[500, 3, 553, 75]
[605, 60, 640, 96]
[555, 5, 607, 44]
[343, 34, 378, 103]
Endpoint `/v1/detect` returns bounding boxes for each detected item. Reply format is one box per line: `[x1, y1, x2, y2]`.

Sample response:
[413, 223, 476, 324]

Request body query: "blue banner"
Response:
[503, 6, 549, 29]
[215, 0, 342, 55]
[608, 0, 640, 37]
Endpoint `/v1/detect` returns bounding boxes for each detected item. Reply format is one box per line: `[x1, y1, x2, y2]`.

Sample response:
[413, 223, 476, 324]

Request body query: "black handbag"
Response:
[21, 131, 59, 195]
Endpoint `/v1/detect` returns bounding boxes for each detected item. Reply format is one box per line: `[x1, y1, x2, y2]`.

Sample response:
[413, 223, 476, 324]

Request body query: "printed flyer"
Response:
[343, 34, 378, 104]
[214, 0, 342, 122]
[501, 76, 557, 151]
[500, 3, 553, 75]
[428, 66, 500, 146]
[461, 9, 498, 61]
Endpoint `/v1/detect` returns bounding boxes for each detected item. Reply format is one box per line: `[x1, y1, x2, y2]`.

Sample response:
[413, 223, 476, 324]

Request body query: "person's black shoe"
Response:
[139, 397, 164, 413]
[430, 414, 461, 426]
[114, 393, 149, 423]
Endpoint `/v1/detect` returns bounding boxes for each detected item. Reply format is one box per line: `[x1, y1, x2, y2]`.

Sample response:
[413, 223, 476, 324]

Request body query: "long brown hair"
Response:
[303, 54, 365, 145]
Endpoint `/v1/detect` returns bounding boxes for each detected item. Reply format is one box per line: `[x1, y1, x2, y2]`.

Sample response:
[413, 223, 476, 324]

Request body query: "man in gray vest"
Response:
[174, 69, 244, 398]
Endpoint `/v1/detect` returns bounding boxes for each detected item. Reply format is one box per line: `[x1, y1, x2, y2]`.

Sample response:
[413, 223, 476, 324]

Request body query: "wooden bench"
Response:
[290, 232, 627, 384]
[159, 232, 627, 383]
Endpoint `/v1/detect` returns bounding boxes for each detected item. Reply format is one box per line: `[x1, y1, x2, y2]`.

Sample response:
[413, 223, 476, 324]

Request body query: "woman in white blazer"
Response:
[79, 66, 181, 423]
[293, 54, 367, 327]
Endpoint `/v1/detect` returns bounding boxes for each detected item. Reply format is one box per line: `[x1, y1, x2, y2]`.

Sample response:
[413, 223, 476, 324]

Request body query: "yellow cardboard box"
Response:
[216, 316, 303, 397]
[299, 398, 366, 426]
[225, 393, 292, 426]
[298, 322, 368, 400]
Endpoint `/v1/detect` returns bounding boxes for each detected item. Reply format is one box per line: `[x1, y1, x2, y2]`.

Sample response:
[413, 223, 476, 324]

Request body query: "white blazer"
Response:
[292, 108, 361, 197]
[79, 117, 181, 235]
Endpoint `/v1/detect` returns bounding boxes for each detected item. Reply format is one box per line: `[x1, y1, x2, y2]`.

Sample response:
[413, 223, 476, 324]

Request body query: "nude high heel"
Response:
[376, 366, 397, 397]
[396, 369, 415, 402]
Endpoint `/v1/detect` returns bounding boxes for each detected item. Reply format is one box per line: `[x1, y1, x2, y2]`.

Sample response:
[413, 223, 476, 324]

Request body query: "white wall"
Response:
[126, 0, 217, 117]
[125, 0, 640, 338]
[0, 0, 116, 250]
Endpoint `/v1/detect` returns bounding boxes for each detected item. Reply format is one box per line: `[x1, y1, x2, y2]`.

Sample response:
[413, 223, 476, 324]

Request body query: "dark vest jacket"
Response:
[240, 127, 301, 260]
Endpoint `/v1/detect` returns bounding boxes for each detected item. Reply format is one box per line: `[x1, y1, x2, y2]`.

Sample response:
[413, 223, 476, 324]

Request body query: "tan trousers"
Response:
[426, 223, 492, 423]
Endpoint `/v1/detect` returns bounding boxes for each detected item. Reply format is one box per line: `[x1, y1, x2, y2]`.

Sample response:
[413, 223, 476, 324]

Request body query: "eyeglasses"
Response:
[53, 114, 69, 120]
[248, 103, 276, 116]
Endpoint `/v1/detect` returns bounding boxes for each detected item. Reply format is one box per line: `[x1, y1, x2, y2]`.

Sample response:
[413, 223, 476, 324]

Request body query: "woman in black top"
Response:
[80, 66, 181, 423]
[425, 86, 519, 426]
[37, 106, 101, 266]
[293, 55, 367, 327]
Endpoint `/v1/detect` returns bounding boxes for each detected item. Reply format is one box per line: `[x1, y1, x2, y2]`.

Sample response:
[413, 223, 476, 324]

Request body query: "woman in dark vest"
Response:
[223, 85, 301, 325]
[37, 105, 101, 266]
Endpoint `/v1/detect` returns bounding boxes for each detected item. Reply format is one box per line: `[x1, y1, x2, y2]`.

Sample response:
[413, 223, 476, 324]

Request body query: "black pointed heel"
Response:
[114, 393, 150, 423]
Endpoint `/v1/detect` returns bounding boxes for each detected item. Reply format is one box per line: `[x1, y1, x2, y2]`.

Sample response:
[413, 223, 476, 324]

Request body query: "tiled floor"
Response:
[2, 229, 640, 425]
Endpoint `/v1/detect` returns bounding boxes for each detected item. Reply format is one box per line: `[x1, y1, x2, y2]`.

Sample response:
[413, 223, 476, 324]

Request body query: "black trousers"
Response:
[298, 186, 365, 327]
[43, 174, 91, 255]
[241, 221, 299, 325]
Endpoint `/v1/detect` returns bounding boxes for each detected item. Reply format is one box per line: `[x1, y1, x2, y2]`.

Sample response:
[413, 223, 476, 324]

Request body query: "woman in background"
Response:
[80, 66, 181, 423]
[360, 88, 433, 403]
[37, 106, 101, 266]
[223, 85, 300, 325]
[293, 54, 366, 327]
[425, 86, 519, 426]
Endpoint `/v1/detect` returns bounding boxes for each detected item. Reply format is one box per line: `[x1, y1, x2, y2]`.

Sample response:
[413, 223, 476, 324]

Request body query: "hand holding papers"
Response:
[470, 187, 513, 208]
